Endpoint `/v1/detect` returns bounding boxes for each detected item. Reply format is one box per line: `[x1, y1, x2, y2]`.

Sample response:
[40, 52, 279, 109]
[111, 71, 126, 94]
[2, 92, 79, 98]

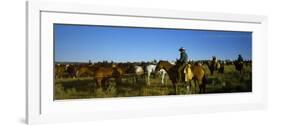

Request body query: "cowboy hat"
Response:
[178, 47, 185, 51]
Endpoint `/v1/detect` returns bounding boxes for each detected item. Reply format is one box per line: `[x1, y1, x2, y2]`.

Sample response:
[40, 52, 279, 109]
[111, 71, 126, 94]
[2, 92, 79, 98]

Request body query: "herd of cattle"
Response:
[55, 56, 251, 94]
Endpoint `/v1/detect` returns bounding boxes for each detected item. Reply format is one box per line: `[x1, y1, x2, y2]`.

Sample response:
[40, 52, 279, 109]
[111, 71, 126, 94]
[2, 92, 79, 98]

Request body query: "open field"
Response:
[54, 64, 252, 100]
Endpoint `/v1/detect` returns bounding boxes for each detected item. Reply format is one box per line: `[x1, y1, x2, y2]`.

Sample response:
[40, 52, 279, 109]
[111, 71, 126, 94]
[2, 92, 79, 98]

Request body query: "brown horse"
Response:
[186, 63, 206, 93]
[155, 60, 206, 94]
[93, 65, 125, 89]
[75, 64, 96, 78]
[155, 61, 178, 94]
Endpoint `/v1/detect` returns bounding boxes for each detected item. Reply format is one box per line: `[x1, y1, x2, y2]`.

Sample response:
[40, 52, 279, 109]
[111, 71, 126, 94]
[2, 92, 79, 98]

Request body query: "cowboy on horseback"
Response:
[237, 54, 244, 62]
[235, 54, 244, 74]
[177, 47, 188, 82]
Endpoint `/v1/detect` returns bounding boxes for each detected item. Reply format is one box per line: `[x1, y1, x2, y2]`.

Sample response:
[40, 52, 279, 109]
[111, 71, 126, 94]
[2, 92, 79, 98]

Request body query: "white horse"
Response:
[159, 69, 167, 85]
[134, 65, 144, 76]
[132, 66, 145, 83]
[145, 64, 167, 86]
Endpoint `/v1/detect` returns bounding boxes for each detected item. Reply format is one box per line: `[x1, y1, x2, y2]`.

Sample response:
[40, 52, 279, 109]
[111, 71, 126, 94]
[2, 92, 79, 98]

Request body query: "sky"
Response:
[54, 24, 252, 62]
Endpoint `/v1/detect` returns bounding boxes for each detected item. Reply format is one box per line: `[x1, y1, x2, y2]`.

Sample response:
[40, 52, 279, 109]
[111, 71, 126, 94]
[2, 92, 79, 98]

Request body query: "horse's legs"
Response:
[190, 80, 194, 94]
[194, 80, 198, 94]
[199, 79, 206, 94]
[102, 78, 111, 90]
[173, 83, 177, 95]
[115, 77, 121, 86]
[191, 80, 196, 94]
[142, 75, 146, 84]
[203, 82, 206, 93]
[190, 81, 193, 94]
[147, 72, 150, 86]
[199, 81, 203, 94]
[96, 78, 102, 88]
[133, 76, 136, 84]
[185, 80, 191, 94]
[201, 81, 206, 93]
[164, 74, 167, 85]
[176, 84, 178, 95]
[75, 71, 80, 78]
[197, 81, 200, 93]
[161, 73, 165, 86]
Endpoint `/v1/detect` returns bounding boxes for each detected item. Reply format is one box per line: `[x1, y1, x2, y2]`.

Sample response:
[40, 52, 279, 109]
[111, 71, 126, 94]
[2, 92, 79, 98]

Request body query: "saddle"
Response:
[182, 64, 188, 73]
[177, 63, 190, 82]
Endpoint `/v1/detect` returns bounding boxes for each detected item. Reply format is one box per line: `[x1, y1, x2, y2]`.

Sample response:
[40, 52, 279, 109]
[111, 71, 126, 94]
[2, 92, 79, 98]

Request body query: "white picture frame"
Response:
[26, 1, 267, 124]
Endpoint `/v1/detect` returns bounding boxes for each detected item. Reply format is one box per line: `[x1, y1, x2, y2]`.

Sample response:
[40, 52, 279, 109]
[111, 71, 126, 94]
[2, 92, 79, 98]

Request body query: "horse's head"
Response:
[155, 61, 164, 72]
[156, 60, 172, 72]
[212, 56, 217, 61]
[195, 62, 202, 66]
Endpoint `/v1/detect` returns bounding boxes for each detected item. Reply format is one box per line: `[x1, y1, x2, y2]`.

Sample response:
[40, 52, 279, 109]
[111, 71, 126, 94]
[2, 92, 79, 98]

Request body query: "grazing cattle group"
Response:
[55, 57, 251, 95]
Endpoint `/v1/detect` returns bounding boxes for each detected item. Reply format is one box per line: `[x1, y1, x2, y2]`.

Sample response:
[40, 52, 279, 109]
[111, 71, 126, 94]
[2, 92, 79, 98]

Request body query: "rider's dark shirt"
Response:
[238, 56, 243, 62]
[179, 51, 188, 64]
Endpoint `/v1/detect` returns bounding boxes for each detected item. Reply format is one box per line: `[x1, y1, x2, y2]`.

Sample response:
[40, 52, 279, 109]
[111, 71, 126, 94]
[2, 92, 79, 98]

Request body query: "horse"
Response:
[234, 61, 244, 74]
[218, 61, 225, 74]
[93, 65, 125, 89]
[55, 64, 66, 79]
[130, 65, 145, 83]
[185, 62, 206, 94]
[159, 69, 167, 85]
[75, 64, 96, 78]
[65, 64, 78, 78]
[135, 66, 144, 76]
[155, 60, 178, 94]
[155, 60, 206, 94]
[145, 64, 155, 85]
[207, 56, 220, 75]
[145, 64, 167, 86]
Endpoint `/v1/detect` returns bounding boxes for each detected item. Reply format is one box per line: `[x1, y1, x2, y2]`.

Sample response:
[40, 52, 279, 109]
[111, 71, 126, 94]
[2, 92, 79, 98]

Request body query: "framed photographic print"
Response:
[26, 1, 267, 124]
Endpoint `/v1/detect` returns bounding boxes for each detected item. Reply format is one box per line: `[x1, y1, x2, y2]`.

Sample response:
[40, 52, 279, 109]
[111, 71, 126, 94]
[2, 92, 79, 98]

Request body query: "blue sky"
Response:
[54, 24, 252, 62]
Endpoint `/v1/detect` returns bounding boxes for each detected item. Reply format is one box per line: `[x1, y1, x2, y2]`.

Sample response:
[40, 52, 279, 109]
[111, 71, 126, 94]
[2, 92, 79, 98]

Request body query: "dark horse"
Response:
[234, 61, 244, 74]
[155, 61, 178, 94]
[207, 56, 220, 75]
[155, 60, 207, 94]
